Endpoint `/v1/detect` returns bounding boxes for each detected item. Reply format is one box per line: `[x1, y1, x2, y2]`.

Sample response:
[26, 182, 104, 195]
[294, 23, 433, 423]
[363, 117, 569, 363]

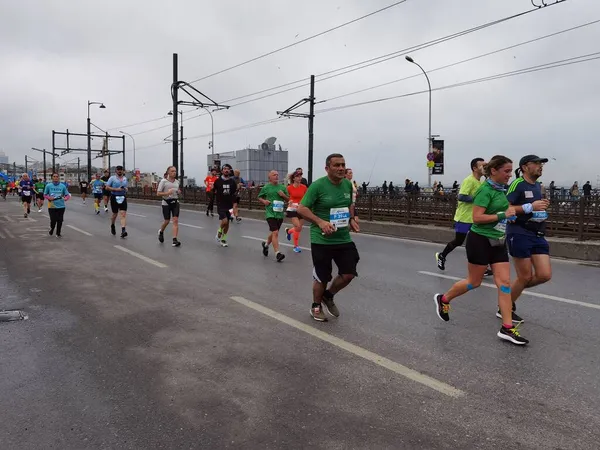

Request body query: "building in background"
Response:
[206, 137, 288, 185]
[0, 151, 8, 166]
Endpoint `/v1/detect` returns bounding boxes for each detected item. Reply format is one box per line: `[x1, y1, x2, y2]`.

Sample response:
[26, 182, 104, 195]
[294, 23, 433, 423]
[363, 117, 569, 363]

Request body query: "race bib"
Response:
[529, 211, 548, 223]
[286, 202, 299, 212]
[494, 218, 507, 233]
[115, 196, 125, 204]
[272, 200, 284, 212]
[23, 191, 31, 196]
[330, 207, 350, 228]
[93, 187, 102, 194]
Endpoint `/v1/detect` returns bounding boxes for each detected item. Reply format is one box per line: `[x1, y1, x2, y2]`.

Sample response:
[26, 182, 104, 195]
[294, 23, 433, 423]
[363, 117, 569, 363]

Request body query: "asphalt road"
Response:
[1, 196, 599, 450]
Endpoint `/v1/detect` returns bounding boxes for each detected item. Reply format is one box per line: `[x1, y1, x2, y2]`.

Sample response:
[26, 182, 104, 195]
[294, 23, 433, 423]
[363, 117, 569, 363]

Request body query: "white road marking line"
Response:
[0, 229, 5, 239]
[114, 245, 167, 268]
[4, 228, 15, 238]
[242, 235, 311, 251]
[127, 213, 147, 218]
[418, 271, 600, 310]
[179, 223, 204, 229]
[230, 295, 464, 398]
[66, 225, 93, 236]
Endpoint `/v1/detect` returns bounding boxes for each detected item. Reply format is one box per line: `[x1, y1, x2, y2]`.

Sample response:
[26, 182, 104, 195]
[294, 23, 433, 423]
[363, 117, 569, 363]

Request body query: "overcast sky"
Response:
[1, 0, 599, 187]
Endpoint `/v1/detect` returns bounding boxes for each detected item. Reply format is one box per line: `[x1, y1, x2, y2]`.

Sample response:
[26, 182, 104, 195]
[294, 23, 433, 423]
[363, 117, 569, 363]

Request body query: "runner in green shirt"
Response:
[0, 179, 7, 200]
[298, 153, 360, 322]
[433, 155, 530, 345]
[257, 170, 289, 262]
[34, 178, 46, 211]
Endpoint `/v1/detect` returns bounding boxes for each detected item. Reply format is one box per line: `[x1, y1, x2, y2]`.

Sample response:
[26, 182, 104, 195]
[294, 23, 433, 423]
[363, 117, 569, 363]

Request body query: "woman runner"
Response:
[285, 171, 308, 253]
[433, 155, 529, 345]
[157, 166, 182, 247]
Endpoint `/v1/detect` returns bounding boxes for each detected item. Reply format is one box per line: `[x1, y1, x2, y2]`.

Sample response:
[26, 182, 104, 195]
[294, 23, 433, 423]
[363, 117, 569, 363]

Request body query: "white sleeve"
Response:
[157, 179, 166, 192]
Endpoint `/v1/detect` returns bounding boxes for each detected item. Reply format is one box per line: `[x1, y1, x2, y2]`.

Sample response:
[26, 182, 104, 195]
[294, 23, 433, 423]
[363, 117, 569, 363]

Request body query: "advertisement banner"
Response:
[431, 139, 444, 175]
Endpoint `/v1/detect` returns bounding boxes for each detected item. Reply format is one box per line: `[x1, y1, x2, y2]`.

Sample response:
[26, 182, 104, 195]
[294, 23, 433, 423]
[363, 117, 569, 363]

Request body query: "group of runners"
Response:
[434, 154, 552, 345]
[8, 152, 553, 346]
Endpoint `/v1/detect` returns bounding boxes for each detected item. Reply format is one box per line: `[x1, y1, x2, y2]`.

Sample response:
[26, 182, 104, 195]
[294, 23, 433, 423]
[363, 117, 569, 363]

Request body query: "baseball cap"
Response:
[116, 165, 124, 170]
[519, 155, 548, 167]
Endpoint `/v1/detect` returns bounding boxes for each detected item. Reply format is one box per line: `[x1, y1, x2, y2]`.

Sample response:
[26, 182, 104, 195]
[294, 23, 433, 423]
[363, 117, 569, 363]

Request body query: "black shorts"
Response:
[286, 210, 299, 219]
[465, 231, 509, 266]
[311, 242, 360, 284]
[22, 195, 32, 204]
[162, 201, 180, 220]
[36, 193, 44, 200]
[103, 191, 110, 198]
[80, 189, 88, 195]
[93, 193, 103, 199]
[267, 218, 284, 232]
[218, 208, 232, 221]
[110, 195, 128, 213]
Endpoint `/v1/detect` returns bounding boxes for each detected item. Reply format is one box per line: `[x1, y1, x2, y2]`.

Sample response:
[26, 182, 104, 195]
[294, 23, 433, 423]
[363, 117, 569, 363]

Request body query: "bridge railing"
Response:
[81, 186, 600, 241]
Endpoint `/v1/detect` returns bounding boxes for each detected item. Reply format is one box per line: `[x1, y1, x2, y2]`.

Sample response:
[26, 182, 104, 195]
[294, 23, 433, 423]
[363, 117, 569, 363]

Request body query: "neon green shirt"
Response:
[453, 174, 483, 223]
[470, 182, 510, 239]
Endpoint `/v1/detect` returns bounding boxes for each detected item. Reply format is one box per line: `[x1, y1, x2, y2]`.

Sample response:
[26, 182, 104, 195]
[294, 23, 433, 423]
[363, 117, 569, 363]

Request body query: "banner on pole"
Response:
[431, 139, 444, 175]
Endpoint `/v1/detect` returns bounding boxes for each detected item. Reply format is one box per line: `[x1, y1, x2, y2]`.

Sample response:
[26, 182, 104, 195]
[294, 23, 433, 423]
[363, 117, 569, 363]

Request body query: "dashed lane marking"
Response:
[66, 225, 93, 236]
[114, 245, 167, 268]
[230, 295, 464, 398]
[179, 223, 204, 229]
[418, 271, 600, 310]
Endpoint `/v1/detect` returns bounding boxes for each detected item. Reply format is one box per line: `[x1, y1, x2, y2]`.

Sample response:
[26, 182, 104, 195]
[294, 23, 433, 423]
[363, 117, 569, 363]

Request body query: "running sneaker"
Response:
[293, 246, 302, 253]
[110, 224, 116, 235]
[56, 233, 62, 238]
[96, 210, 100, 215]
[310, 304, 327, 322]
[215, 233, 221, 244]
[322, 293, 340, 318]
[221, 240, 228, 247]
[285, 228, 291, 241]
[48, 228, 54, 236]
[158, 230, 164, 243]
[484, 268, 494, 277]
[496, 305, 524, 323]
[236, 217, 242, 223]
[172, 238, 181, 247]
[262, 242, 269, 257]
[38, 208, 42, 213]
[435, 252, 446, 271]
[433, 294, 450, 322]
[206, 210, 209, 216]
[104, 206, 108, 212]
[120, 230, 128, 239]
[276, 252, 285, 262]
[497, 324, 529, 345]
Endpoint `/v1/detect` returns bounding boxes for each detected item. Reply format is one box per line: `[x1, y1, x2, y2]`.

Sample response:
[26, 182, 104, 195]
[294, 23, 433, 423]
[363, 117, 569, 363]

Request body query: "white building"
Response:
[0, 151, 8, 166]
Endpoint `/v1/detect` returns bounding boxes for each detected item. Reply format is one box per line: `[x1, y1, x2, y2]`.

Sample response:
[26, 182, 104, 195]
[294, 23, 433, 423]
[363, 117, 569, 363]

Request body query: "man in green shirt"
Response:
[0, 179, 7, 200]
[258, 170, 289, 262]
[436, 158, 489, 272]
[33, 178, 46, 212]
[298, 153, 360, 322]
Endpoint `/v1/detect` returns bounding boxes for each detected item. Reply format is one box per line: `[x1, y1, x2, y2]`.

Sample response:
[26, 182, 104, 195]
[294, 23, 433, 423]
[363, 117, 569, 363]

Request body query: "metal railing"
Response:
[78, 186, 600, 241]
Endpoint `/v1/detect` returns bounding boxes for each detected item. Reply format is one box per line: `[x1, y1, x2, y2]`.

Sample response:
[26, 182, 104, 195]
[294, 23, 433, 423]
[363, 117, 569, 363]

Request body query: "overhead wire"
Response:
[188, 0, 409, 84]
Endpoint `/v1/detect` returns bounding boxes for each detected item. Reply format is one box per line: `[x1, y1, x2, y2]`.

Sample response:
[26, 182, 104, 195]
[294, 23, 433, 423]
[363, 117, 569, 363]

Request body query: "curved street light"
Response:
[87, 100, 106, 182]
[405, 55, 433, 187]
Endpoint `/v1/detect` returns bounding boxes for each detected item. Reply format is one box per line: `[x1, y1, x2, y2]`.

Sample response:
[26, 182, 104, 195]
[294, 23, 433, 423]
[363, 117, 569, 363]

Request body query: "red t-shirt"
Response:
[204, 176, 217, 192]
[287, 183, 307, 208]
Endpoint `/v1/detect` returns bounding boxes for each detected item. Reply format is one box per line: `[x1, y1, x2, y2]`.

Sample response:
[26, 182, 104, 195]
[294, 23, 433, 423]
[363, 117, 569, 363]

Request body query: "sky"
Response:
[1, 0, 599, 187]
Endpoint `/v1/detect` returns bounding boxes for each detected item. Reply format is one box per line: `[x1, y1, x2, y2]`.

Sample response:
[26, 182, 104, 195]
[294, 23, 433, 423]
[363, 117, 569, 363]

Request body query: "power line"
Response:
[315, 52, 600, 114]
[321, 18, 600, 104]
[119, 2, 567, 137]
[188, 0, 409, 84]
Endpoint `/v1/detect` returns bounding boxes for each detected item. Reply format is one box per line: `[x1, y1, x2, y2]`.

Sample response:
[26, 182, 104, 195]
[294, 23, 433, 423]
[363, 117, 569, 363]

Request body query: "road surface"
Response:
[1, 197, 599, 449]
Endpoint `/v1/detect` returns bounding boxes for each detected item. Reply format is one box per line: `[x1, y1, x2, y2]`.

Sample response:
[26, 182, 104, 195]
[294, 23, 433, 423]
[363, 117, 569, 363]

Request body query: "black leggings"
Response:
[441, 232, 468, 258]
[207, 191, 215, 212]
[49, 208, 65, 235]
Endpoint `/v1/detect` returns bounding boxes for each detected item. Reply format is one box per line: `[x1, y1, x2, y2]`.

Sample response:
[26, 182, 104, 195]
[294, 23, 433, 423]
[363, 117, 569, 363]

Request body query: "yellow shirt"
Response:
[453, 174, 483, 223]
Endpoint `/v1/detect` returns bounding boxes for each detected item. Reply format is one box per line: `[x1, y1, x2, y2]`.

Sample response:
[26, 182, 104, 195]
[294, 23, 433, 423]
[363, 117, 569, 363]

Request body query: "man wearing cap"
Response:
[106, 165, 129, 238]
[295, 168, 308, 187]
[504, 155, 551, 323]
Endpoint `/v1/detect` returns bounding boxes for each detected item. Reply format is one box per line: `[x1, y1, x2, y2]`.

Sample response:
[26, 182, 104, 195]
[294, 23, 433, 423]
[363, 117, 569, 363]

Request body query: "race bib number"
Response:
[23, 191, 31, 196]
[115, 196, 125, 204]
[272, 200, 284, 212]
[494, 218, 507, 233]
[529, 211, 548, 223]
[330, 207, 350, 228]
[286, 202, 299, 212]
[93, 187, 102, 194]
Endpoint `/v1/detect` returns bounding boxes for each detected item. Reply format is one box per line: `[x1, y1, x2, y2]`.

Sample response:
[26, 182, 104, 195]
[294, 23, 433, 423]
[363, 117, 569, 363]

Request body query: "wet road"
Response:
[1, 197, 599, 449]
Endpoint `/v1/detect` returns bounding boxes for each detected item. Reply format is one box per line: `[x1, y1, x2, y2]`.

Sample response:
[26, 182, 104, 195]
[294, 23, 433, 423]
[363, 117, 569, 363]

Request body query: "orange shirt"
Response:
[287, 183, 307, 209]
[204, 175, 217, 192]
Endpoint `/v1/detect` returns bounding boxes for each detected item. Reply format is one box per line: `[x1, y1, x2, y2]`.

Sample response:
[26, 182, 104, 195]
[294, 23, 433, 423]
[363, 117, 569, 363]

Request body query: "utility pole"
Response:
[25, 156, 28, 174]
[180, 121, 184, 187]
[52, 131, 57, 173]
[277, 74, 316, 184]
[172, 53, 179, 171]
[77, 158, 81, 182]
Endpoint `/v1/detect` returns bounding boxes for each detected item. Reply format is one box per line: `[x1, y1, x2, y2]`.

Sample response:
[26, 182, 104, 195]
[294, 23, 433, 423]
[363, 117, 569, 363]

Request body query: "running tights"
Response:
[207, 191, 215, 212]
[49, 208, 65, 235]
[441, 232, 467, 258]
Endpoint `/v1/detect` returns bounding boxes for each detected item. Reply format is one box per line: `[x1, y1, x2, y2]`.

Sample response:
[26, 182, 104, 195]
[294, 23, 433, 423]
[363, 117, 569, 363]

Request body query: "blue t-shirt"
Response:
[91, 179, 105, 194]
[506, 177, 547, 236]
[44, 182, 70, 209]
[19, 180, 34, 198]
[106, 176, 128, 196]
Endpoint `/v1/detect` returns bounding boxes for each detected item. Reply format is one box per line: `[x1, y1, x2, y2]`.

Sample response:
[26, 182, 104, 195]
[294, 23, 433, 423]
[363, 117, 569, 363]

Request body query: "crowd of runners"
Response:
[5, 152, 553, 346]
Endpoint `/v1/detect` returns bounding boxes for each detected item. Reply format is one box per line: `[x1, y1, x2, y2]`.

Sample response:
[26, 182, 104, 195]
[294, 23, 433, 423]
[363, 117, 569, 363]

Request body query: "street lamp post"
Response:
[405, 56, 432, 188]
[87, 100, 106, 183]
[203, 107, 215, 165]
[119, 130, 136, 179]
[168, 110, 185, 185]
